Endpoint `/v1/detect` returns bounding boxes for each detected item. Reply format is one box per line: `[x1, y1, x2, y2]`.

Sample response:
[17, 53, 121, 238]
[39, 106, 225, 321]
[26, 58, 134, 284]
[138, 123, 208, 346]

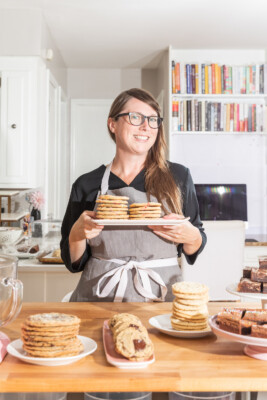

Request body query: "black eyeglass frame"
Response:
[115, 112, 163, 129]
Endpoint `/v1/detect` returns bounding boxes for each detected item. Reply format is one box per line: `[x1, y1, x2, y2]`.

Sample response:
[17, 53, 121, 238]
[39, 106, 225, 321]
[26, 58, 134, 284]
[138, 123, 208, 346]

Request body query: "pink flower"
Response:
[29, 191, 45, 211]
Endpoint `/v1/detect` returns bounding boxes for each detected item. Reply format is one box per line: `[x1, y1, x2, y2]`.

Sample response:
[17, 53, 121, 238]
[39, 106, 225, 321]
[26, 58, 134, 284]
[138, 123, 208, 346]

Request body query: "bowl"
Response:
[0, 227, 23, 246]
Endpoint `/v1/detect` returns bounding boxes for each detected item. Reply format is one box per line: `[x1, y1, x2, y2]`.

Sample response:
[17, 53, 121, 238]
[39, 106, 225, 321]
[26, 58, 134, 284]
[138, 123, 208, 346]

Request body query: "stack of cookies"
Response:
[171, 281, 209, 331]
[95, 195, 129, 219]
[129, 202, 162, 220]
[108, 313, 154, 361]
[21, 312, 83, 358]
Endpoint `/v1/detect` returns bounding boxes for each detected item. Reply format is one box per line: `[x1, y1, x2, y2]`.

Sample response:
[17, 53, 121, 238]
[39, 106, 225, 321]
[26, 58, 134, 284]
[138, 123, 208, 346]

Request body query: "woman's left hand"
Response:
[148, 213, 202, 255]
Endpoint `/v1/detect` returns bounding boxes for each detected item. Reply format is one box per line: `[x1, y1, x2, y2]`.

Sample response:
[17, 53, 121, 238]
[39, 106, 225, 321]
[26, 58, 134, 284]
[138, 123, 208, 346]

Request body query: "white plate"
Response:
[92, 217, 190, 226]
[149, 313, 212, 338]
[209, 314, 267, 347]
[102, 320, 155, 369]
[7, 335, 97, 366]
[3, 250, 43, 259]
[226, 282, 267, 300]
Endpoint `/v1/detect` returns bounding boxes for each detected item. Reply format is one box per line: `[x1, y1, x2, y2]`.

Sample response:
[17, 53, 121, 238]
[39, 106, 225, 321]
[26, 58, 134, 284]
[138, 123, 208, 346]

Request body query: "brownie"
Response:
[263, 283, 267, 293]
[259, 257, 267, 270]
[243, 310, 267, 323]
[243, 267, 252, 279]
[251, 324, 267, 338]
[251, 267, 267, 283]
[218, 308, 245, 321]
[237, 278, 261, 293]
[239, 320, 253, 335]
[218, 319, 239, 334]
[29, 244, 39, 254]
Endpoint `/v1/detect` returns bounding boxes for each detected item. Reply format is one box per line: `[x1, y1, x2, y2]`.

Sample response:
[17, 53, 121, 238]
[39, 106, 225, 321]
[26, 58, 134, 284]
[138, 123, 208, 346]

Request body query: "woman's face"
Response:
[109, 98, 159, 157]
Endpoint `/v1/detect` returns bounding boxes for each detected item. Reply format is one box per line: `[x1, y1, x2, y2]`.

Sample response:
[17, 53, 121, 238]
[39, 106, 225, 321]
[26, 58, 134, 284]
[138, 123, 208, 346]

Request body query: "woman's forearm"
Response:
[183, 229, 202, 255]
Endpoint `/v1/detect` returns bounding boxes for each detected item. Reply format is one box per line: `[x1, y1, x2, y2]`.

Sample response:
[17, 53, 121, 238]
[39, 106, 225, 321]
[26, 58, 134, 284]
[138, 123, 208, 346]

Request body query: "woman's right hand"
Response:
[69, 210, 104, 242]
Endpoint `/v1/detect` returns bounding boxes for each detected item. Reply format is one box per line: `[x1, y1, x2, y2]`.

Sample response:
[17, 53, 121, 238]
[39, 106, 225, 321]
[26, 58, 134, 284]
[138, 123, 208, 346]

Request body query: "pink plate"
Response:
[102, 320, 155, 369]
[209, 315, 267, 360]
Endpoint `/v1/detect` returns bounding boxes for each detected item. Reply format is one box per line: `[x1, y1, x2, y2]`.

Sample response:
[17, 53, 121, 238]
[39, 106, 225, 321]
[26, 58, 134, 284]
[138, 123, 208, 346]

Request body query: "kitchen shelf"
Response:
[172, 94, 267, 98]
[1, 211, 29, 222]
[171, 131, 267, 135]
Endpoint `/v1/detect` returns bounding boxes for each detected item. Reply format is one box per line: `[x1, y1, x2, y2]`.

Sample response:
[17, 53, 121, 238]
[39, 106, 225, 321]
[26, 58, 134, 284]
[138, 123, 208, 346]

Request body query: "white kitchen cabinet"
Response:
[0, 70, 31, 186]
[0, 57, 48, 190]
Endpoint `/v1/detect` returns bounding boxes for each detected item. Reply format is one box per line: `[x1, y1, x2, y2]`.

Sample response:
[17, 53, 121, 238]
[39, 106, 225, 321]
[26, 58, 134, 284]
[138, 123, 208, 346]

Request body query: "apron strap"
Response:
[100, 162, 113, 195]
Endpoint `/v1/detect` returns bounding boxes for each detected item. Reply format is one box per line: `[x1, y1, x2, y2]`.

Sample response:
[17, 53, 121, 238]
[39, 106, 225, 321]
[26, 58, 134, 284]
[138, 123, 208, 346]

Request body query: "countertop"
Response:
[245, 235, 267, 246]
[1, 301, 267, 393]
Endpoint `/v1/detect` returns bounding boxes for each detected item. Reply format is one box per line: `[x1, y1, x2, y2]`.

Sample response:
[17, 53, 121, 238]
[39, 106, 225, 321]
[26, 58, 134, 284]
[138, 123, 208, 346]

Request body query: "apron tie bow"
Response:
[95, 257, 178, 302]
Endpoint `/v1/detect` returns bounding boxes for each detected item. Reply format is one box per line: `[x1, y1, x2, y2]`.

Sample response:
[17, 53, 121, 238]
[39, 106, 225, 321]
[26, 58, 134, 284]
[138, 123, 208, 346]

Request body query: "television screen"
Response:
[195, 184, 247, 221]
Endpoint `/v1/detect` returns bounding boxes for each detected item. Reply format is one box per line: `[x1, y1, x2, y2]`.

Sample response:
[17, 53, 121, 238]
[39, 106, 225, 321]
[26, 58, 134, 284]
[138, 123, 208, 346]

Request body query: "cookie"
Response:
[172, 301, 208, 312]
[98, 195, 129, 200]
[113, 321, 144, 339]
[96, 199, 128, 204]
[25, 313, 80, 328]
[115, 327, 154, 361]
[175, 297, 209, 306]
[23, 339, 83, 358]
[172, 282, 209, 297]
[109, 313, 141, 330]
[95, 215, 129, 220]
[129, 202, 161, 208]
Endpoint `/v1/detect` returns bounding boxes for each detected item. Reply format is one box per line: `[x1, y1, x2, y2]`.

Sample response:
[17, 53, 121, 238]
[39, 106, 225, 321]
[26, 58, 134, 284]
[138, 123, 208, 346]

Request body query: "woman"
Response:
[60, 88, 206, 302]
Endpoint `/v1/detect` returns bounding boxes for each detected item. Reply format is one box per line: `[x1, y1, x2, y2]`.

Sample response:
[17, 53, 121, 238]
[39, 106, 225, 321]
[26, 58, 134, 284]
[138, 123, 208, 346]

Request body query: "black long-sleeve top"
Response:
[60, 162, 207, 272]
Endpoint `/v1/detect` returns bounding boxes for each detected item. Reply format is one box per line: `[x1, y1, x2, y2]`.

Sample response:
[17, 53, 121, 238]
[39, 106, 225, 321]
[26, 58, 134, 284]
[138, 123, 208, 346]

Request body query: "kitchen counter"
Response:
[245, 235, 267, 246]
[1, 301, 267, 393]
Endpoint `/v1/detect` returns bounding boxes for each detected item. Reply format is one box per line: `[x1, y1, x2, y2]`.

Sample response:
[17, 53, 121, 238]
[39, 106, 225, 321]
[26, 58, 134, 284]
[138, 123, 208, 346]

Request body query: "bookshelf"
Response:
[158, 47, 267, 235]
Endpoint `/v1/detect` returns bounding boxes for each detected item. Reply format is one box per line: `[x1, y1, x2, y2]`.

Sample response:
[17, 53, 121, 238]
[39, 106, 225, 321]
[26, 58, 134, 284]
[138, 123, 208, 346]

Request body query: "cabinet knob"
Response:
[11, 124, 16, 129]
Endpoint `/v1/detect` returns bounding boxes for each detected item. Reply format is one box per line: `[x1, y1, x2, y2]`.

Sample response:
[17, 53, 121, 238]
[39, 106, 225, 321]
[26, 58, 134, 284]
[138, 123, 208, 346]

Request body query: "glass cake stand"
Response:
[226, 282, 267, 309]
[209, 314, 267, 360]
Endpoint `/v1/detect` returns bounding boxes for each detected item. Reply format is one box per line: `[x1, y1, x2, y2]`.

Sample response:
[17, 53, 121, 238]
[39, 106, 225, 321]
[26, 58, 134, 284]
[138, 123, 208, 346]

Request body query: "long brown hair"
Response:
[107, 88, 183, 215]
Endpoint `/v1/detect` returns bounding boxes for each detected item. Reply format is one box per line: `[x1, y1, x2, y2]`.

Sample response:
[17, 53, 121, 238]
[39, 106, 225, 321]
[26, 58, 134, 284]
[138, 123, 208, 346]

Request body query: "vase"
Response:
[31, 208, 41, 221]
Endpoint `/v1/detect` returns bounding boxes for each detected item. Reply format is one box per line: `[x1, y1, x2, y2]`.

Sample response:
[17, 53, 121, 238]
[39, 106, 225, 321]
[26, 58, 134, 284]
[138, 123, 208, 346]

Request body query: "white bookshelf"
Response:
[162, 47, 267, 236]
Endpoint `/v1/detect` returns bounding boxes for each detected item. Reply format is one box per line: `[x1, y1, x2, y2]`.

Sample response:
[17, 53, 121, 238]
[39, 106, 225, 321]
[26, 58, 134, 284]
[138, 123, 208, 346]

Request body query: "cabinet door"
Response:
[0, 70, 30, 186]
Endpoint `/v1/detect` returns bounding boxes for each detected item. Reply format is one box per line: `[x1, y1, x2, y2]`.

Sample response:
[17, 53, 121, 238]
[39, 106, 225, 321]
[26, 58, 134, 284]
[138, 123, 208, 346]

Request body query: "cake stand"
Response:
[209, 314, 267, 360]
[226, 282, 267, 309]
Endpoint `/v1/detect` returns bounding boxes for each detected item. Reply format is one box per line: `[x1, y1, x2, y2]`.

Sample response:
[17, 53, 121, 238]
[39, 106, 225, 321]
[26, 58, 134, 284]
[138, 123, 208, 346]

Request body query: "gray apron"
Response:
[70, 163, 182, 302]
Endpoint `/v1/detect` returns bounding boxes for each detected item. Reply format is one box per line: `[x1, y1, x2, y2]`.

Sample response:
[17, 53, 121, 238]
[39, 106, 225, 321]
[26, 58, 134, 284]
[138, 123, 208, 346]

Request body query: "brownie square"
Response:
[259, 257, 267, 270]
[237, 278, 261, 293]
[239, 320, 254, 335]
[251, 267, 267, 283]
[243, 267, 252, 279]
[251, 324, 267, 338]
[243, 310, 267, 323]
[263, 283, 267, 293]
[219, 319, 239, 334]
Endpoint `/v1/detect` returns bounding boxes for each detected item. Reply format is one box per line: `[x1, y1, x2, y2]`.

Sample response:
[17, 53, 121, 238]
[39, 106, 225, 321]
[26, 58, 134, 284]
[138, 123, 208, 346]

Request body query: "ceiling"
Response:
[0, 0, 267, 69]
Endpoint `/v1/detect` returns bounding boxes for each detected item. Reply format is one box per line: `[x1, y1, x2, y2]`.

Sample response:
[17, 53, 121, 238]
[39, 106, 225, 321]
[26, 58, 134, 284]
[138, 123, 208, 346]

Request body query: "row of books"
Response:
[172, 100, 266, 132]
[172, 61, 267, 95]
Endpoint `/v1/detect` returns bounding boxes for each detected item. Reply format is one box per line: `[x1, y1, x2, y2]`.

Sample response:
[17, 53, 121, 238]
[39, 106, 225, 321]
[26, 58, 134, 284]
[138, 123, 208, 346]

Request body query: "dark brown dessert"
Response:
[239, 320, 254, 335]
[237, 278, 261, 293]
[243, 267, 252, 279]
[29, 244, 39, 254]
[217, 308, 267, 338]
[251, 267, 267, 282]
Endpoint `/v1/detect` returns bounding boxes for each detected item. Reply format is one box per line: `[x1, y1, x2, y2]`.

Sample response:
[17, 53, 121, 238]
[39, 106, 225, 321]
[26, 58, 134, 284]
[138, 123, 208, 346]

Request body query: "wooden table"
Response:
[1, 301, 267, 393]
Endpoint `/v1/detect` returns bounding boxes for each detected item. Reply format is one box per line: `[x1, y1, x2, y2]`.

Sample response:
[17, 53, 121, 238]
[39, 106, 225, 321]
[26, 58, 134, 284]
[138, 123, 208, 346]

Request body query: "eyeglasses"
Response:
[115, 112, 163, 129]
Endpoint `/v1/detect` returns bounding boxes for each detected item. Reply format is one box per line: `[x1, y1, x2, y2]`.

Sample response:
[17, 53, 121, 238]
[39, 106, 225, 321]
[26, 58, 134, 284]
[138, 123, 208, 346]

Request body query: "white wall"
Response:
[41, 19, 67, 92]
[0, 8, 67, 93]
[0, 8, 42, 56]
[67, 68, 141, 98]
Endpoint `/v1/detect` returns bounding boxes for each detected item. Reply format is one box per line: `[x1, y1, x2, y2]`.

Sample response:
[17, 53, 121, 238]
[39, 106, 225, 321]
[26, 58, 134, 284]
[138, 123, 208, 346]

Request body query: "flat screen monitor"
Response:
[195, 184, 247, 221]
